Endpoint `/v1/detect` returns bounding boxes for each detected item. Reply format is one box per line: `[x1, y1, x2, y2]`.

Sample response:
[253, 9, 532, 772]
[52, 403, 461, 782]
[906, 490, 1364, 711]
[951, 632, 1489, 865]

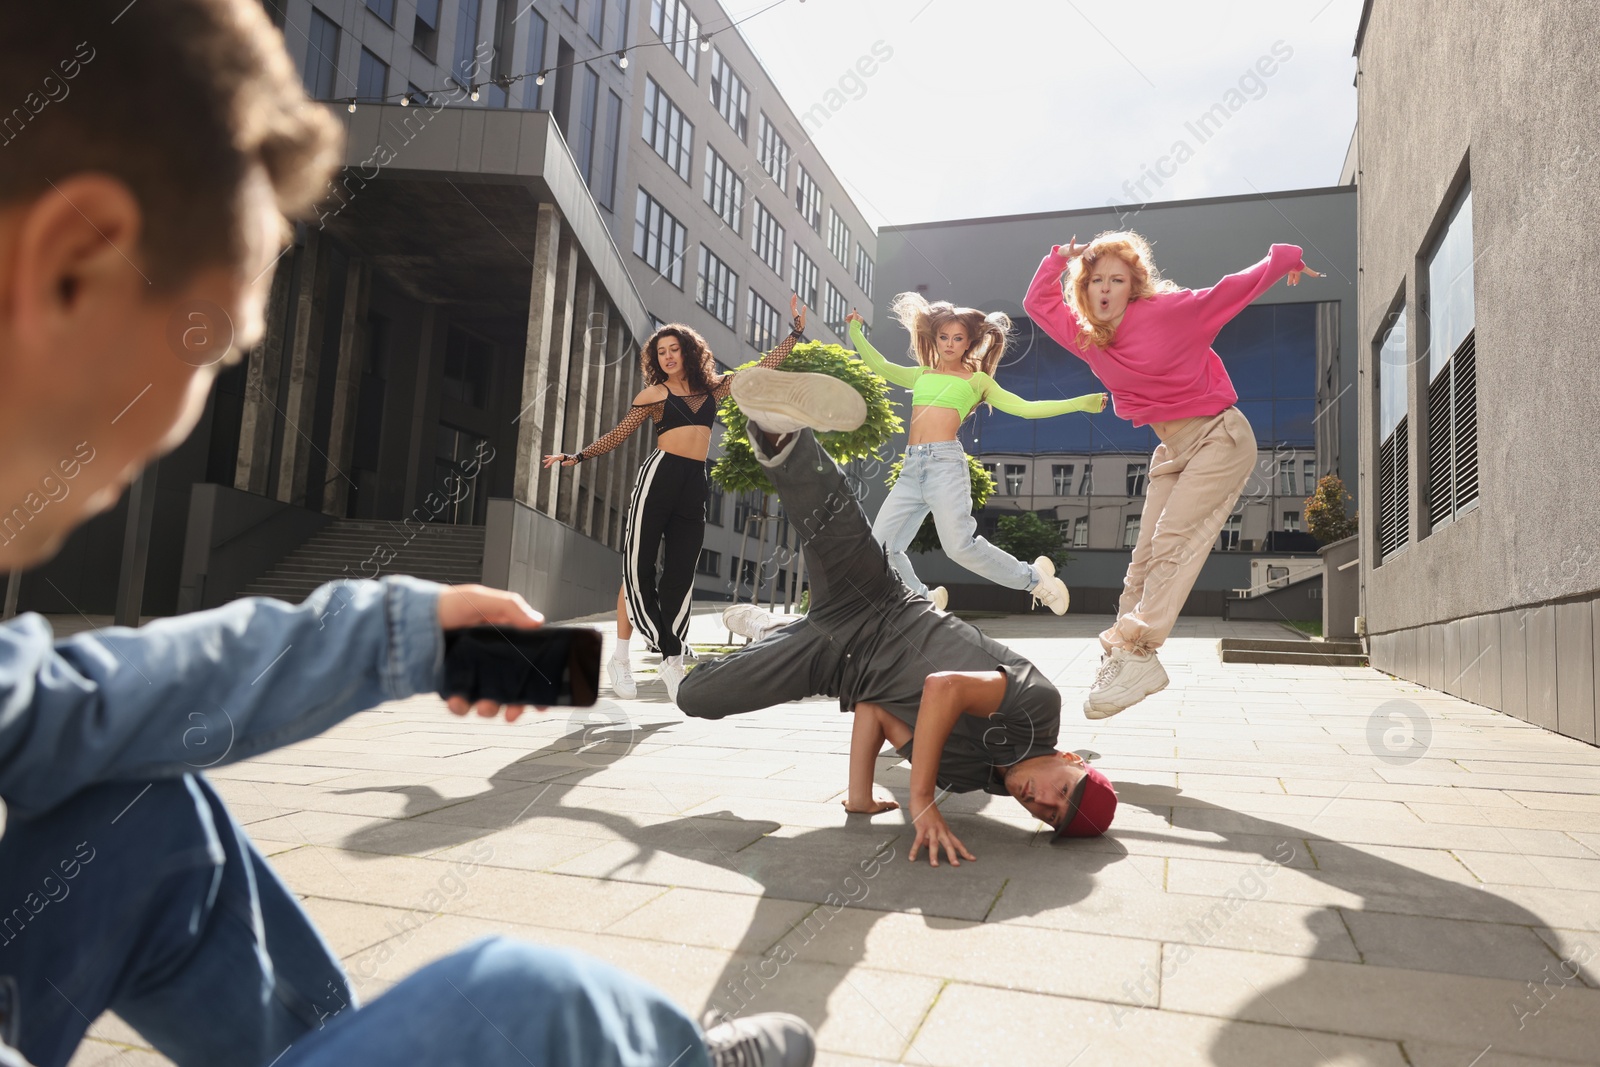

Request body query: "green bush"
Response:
[710, 342, 902, 495]
[992, 511, 1071, 572]
[883, 453, 996, 554]
[1304, 474, 1358, 544]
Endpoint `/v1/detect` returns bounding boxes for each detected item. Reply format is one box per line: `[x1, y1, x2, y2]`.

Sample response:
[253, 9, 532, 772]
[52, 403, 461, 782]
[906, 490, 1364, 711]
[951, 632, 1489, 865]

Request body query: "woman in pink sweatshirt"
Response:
[1023, 232, 1320, 719]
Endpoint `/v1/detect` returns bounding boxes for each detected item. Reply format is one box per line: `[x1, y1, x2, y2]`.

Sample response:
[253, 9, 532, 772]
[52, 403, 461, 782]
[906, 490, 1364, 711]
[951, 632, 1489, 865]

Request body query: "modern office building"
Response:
[872, 186, 1356, 613]
[1353, 0, 1600, 744]
[3, 0, 877, 622]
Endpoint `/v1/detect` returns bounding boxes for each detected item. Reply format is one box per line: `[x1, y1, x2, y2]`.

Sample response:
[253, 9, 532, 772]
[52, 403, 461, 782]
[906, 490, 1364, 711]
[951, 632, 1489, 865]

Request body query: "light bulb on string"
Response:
[346, 100, 357, 113]
[616, 50, 629, 68]
[535, 70, 546, 85]
[400, 94, 411, 107]
[700, 34, 712, 52]
[469, 84, 480, 101]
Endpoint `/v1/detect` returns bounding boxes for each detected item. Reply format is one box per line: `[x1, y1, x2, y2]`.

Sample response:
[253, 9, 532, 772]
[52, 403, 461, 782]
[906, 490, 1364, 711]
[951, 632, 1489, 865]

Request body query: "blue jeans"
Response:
[0, 776, 708, 1067]
[872, 441, 1039, 596]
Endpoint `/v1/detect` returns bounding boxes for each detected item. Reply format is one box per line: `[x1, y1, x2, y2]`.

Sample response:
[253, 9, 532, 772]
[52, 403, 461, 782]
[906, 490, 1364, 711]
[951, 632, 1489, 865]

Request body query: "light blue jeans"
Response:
[0, 774, 709, 1067]
[871, 441, 1040, 596]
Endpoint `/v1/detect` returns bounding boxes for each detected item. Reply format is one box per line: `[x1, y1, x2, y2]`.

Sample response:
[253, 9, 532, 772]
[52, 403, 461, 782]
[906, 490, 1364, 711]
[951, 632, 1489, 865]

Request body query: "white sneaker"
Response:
[928, 586, 949, 612]
[1084, 647, 1169, 719]
[703, 1012, 816, 1067]
[1030, 574, 1070, 615]
[1033, 555, 1056, 580]
[607, 655, 636, 699]
[731, 367, 866, 434]
[661, 655, 686, 704]
[723, 602, 780, 641]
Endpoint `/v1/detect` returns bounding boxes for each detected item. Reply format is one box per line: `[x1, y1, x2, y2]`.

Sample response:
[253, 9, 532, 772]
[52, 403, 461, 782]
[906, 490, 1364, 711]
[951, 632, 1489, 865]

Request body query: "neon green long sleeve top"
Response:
[848, 319, 1104, 420]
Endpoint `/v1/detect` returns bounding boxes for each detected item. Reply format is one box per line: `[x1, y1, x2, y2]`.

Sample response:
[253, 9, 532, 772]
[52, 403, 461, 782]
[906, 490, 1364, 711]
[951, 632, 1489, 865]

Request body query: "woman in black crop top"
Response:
[543, 297, 807, 700]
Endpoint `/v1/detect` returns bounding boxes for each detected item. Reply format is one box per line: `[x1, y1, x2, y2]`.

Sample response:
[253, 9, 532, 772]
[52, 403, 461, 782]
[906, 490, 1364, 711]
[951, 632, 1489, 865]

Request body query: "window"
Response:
[486, 0, 518, 106]
[751, 201, 785, 276]
[1377, 306, 1410, 561]
[703, 146, 744, 233]
[709, 49, 748, 140]
[1004, 464, 1025, 496]
[757, 113, 790, 192]
[827, 209, 850, 265]
[1425, 183, 1478, 527]
[413, 0, 440, 61]
[453, 0, 483, 91]
[1078, 462, 1093, 495]
[562, 0, 576, 12]
[595, 90, 623, 209]
[1122, 515, 1141, 548]
[1052, 464, 1075, 495]
[522, 9, 548, 108]
[696, 548, 721, 576]
[747, 290, 781, 352]
[356, 48, 388, 103]
[575, 67, 599, 180]
[795, 166, 822, 231]
[982, 462, 997, 483]
[650, 0, 699, 80]
[304, 8, 340, 99]
[609, 0, 631, 50]
[855, 244, 874, 299]
[443, 327, 494, 408]
[1072, 516, 1089, 547]
[823, 281, 848, 336]
[588, 0, 606, 41]
[1303, 459, 1317, 496]
[731, 557, 759, 589]
[641, 78, 694, 182]
[706, 485, 724, 526]
[633, 189, 687, 287]
[1277, 458, 1296, 496]
[1126, 462, 1147, 496]
[366, 0, 395, 24]
[790, 247, 818, 310]
[1283, 511, 1302, 533]
[1219, 513, 1241, 551]
[733, 493, 760, 534]
[696, 245, 739, 329]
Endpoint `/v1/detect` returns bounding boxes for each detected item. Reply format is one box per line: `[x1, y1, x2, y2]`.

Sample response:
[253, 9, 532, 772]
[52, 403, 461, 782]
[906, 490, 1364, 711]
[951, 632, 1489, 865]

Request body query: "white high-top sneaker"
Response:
[928, 586, 949, 612]
[730, 367, 866, 433]
[702, 1012, 816, 1067]
[1029, 556, 1070, 615]
[660, 655, 686, 704]
[607, 654, 637, 699]
[1083, 647, 1169, 719]
[723, 602, 781, 641]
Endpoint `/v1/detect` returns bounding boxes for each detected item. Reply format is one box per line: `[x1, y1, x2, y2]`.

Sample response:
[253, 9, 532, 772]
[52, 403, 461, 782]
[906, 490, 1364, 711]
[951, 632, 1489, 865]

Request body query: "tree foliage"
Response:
[1303, 474, 1358, 544]
[710, 342, 902, 495]
[883, 453, 996, 554]
[993, 511, 1071, 572]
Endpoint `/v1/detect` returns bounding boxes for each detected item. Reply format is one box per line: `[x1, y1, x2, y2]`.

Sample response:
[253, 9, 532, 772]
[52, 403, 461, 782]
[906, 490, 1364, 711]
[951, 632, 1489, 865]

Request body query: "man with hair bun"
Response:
[0, 2, 811, 1065]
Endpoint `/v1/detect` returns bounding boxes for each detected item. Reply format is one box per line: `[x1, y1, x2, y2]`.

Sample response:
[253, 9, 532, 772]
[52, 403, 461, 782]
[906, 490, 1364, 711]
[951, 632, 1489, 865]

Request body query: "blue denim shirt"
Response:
[0, 577, 442, 827]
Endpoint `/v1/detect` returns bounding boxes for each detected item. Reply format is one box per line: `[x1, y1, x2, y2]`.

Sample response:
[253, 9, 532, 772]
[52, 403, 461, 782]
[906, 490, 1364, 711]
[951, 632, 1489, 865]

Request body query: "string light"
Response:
[699, 34, 712, 52]
[399, 94, 411, 107]
[535, 70, 546, 85]
[616, 50, 629, 68]
[469, 84, 480, 101]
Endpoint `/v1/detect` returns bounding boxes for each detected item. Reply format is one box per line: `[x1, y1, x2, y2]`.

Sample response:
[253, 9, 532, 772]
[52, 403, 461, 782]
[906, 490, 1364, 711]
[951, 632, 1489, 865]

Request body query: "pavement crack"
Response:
[981, 878, 1010, 923]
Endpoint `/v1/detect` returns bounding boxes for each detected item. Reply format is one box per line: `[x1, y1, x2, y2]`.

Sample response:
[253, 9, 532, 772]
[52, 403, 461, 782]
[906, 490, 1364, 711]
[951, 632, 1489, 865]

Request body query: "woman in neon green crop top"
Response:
[847, 294, 1107, 613]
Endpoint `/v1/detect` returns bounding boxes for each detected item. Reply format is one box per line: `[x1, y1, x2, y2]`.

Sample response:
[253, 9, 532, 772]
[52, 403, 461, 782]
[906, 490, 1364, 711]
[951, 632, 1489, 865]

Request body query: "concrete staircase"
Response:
[1218, 637, 1369, 667]
[235, 519, 486, 603]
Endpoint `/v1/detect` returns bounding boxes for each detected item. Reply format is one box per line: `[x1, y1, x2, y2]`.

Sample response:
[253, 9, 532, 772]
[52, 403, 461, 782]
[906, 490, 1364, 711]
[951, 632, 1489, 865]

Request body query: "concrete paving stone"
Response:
[1170, 806, 1595, 857]
[1402, 1042, 1600, 1067]
[243, 810, 494, 856]
[1279, 779, 1528, 805]
[1454, 850, 1600, 892]
[1303, 842, 1479, 884]
[66, 1040, 171, 1067]
[1340, 909, 1571, 982]
[298, 896, 420, 957]
[905, 982, 1408, 1067]
[1507, 790, 1600, 812]
[215, 779, 480, 820]
[1159, 944, 1600, 1061]
[547, 840, 772, 894]
[203, 762, 351, 785]
[427, 825, 613, 872]
[1532, 927, 1600, 988]
[280, 735, 490, 759]
[604, 887, 819, 954]
[1403, 802, 1600, 831]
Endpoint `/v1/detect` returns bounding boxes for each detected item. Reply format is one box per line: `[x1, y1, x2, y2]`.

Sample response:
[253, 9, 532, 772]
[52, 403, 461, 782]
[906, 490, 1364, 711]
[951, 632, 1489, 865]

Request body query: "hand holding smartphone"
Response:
[440, 625, 602, 708]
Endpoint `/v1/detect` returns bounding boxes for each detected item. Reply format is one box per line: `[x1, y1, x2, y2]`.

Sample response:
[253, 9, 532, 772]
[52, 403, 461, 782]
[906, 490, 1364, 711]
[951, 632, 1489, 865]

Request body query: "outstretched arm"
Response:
[1023, 244, 1092, 358]
[906, 670, 1008, 867]
[847, 313, 922, 390]
[844, 702, 910, 814]
[544, 399, 660, 467]
[1192, 243, 1311, 340]
[983, 381, 1109, 419]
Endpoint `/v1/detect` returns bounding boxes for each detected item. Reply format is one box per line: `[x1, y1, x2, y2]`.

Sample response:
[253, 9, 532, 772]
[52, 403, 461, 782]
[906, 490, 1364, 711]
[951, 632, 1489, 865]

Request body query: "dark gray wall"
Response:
[483, 497, 623, 622]
[1355, 0, 1600, 744]
[874, 186, 1359, 488]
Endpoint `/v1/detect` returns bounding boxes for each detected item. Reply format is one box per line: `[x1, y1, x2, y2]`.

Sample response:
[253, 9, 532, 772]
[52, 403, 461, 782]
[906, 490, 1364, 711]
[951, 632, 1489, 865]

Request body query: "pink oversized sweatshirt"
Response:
[1022, 243, 1306, 427]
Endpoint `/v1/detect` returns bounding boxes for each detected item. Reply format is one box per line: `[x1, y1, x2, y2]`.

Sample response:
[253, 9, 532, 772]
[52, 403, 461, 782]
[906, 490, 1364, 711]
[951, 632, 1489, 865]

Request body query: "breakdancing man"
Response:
[676, 369, 1118, 865]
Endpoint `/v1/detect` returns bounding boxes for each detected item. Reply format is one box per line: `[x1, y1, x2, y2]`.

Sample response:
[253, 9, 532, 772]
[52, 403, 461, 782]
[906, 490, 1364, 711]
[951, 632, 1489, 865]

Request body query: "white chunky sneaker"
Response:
[1030, 574, 1070, 616]
[1083, 647, 1169, 719]
[723, 602, 781, 641]
[1033, 555, 1057, 580]
[928, 586, 949, 612]
[607, 655, 637, 699]
[703, 1012, 816, 1067]
[731, 367, 866, 434]
[661, 655, 686, 704]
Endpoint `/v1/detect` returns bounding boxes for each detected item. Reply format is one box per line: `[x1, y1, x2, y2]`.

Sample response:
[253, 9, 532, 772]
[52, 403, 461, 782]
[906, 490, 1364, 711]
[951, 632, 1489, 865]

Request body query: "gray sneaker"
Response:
[731, 367, 865, 434]
[703, 1012, 816, 1067]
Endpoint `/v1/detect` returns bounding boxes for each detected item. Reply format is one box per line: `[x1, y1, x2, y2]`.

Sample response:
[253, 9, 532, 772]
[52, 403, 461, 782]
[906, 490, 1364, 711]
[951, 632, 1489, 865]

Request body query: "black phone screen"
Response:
[440, 626, 602, 707]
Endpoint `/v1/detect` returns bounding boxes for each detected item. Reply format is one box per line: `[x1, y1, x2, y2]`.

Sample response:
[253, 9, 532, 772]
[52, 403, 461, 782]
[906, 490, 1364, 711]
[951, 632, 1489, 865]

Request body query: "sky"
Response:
[730, 0, 1365, 230]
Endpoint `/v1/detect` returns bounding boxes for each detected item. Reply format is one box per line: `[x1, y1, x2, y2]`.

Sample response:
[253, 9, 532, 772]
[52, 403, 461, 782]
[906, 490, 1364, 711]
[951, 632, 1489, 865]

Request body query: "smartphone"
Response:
[441, 625, 602, 708]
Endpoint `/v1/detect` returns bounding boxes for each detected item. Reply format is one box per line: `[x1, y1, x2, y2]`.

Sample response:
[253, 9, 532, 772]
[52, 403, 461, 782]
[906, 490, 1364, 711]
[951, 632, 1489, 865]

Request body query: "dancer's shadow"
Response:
[1116, 786, 1597, 1064]
[337, 733, 1129, 1040]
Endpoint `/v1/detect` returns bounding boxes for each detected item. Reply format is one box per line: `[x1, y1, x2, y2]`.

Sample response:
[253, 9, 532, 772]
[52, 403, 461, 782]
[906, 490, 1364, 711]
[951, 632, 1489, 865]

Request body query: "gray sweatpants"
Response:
[676, 428, 913, 719]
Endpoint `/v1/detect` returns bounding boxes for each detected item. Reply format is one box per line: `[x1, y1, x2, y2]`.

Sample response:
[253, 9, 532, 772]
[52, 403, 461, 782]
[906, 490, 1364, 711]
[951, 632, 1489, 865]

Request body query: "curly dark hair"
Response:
[640, 324, 719, 394]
